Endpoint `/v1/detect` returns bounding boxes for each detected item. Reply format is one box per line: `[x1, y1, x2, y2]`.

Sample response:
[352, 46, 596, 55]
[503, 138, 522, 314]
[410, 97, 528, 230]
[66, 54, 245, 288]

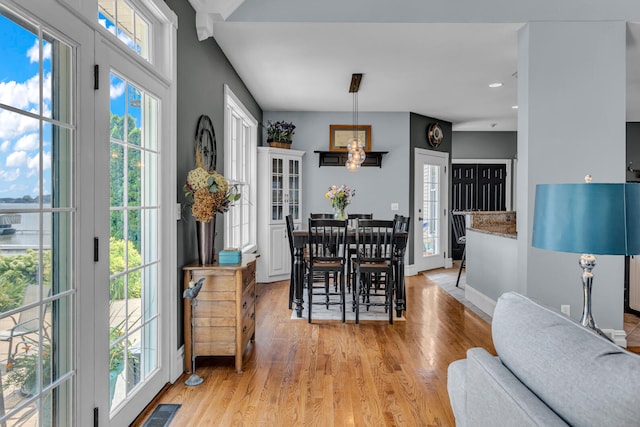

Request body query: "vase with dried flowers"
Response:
[183, 151, 240, 264]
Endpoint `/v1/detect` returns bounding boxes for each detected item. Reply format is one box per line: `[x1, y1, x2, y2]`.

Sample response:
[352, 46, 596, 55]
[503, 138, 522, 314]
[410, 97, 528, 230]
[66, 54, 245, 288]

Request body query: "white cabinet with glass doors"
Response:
[256, 147, 304, 282]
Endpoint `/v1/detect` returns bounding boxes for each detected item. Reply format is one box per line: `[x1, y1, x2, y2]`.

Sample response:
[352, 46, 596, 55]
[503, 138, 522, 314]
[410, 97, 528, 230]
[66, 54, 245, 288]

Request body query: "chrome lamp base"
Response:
[579, 254, 612, 341]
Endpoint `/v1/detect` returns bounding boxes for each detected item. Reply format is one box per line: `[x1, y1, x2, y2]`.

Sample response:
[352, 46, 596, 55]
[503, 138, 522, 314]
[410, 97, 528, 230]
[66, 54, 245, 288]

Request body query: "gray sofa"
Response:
[447, 292, 640, 426]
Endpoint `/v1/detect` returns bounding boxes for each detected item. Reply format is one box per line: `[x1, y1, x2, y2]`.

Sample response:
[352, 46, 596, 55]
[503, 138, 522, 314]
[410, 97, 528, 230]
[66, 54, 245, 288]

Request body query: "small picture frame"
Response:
[329, 124, 371, 152]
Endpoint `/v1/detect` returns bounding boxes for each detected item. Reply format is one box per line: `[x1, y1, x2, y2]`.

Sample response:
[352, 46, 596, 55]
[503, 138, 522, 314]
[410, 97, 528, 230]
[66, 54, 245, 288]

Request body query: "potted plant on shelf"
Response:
[266, 120, 295, 149]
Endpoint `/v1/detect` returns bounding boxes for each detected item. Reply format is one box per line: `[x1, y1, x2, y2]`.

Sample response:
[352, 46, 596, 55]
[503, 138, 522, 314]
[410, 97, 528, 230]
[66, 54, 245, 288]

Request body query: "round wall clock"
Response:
[427, 123, 444, 147]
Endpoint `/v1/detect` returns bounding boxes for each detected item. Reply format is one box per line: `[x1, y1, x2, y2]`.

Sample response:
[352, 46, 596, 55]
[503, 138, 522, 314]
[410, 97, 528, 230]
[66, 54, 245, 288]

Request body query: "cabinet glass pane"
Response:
[288, 159, 300, 220]
[271, 158, 283, 221]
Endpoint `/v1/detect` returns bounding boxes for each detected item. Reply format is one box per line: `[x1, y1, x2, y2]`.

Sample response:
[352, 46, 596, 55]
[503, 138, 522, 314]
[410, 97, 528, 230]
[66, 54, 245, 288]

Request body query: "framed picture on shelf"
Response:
[329, 124, 371, 152]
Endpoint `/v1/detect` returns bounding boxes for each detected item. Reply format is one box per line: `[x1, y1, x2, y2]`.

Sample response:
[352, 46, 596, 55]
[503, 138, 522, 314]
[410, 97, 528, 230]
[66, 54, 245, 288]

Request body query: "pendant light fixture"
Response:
[346, 73, 366, 171]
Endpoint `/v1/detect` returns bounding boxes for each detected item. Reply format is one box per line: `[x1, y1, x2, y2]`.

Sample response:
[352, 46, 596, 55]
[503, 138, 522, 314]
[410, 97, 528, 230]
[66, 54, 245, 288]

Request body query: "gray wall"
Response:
[164, 0, 263, 346]
[262, 111, 410, 221]
[452, 131, 517, 159]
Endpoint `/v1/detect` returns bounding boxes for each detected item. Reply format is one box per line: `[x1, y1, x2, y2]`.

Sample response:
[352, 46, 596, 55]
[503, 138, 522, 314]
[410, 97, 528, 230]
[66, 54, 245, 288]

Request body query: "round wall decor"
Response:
[427, 123, 444, 147]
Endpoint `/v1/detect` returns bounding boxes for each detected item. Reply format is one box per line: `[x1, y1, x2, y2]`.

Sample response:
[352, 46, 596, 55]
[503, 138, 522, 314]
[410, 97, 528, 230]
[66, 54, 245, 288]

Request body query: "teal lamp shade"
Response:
[532, 183, 640, 255]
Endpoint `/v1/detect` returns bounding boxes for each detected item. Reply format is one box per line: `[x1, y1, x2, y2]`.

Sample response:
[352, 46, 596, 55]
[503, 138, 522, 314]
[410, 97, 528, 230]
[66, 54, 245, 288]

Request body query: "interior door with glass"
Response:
[414, 148, 449, 272]
[94, 34, 167, 425]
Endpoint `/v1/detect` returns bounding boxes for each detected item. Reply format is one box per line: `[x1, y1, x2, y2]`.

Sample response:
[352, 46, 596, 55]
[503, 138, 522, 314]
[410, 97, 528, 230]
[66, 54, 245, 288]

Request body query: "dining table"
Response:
[291, 229, 409, 318]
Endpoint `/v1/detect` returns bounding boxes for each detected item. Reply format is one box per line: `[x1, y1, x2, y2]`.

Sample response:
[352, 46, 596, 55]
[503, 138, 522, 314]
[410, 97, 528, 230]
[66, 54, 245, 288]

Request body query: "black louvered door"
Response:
[451, 163, 507, 258]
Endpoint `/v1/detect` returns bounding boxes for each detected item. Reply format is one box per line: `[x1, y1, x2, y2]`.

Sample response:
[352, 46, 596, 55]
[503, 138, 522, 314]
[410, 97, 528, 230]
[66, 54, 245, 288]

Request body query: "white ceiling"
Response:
[192, 2, 640, 131]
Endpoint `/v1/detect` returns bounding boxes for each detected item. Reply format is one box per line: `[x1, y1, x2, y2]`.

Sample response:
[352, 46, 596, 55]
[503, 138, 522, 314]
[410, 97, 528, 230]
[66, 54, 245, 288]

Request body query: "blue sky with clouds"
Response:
[0, 10, 144, 199]
[0, 13, 52, 199]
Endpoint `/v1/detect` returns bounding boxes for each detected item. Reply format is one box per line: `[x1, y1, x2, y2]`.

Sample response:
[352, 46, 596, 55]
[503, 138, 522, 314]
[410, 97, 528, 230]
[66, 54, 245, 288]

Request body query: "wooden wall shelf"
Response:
[314, 151, 388, 168]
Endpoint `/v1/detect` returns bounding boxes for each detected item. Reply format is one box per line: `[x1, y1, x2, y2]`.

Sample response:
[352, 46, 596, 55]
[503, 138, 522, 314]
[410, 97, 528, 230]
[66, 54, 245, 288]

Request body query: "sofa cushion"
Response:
[492, 292, 640, 427]
[465, 348, 568, 427]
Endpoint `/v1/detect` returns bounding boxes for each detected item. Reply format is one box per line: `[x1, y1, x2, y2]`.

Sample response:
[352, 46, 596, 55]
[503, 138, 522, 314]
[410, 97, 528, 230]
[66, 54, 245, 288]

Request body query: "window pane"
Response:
[143, 95, 158, 151]
[98, 0, 116, 32]
[135, 14, 149, 60]
[116, 0, 135, 50]
[50, 211, 73, 294]
[128, 209, 141, 255]
[143, 151, 158, 206]
[47, 35, 72, 123]
[0, 109, 40, 198]
[48, 124, 74, 208]
[128, 147, 142, 206]
[110, 143, 125, 207]
[98, 0, 151, 62]
[142, 209, 158, 264]
[127, 83, 142, 146]
[110, 74, 126, 141]
[0, 11, 39, 115]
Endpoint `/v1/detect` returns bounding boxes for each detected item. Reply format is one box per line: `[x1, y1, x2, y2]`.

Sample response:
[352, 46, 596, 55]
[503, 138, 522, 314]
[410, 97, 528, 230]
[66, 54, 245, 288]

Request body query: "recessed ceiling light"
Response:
[512, 105, 518, 109]
[489, 82, 503, 88]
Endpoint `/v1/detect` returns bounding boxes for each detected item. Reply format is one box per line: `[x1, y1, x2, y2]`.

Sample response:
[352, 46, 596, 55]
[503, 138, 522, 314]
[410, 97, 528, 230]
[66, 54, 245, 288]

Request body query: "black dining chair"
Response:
[352, 219, 396, 324]
[306, 218, 349, 323]
[451, 212, 467, 287]
[285, 215, 299, 309]
[392, 214, 411, 310]
[345, 213, 373, 292]
[347, 213, 372, 229]
[310, 213, 335, 219]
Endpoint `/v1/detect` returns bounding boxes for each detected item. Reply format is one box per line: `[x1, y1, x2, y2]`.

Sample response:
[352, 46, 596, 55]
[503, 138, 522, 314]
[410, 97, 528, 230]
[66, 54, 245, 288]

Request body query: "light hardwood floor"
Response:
[132, 273, 494, 426]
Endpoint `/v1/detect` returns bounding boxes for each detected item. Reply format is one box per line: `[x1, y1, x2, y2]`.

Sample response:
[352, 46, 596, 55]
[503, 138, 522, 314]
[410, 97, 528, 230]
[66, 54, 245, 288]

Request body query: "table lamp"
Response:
[532, 177, 640, 339]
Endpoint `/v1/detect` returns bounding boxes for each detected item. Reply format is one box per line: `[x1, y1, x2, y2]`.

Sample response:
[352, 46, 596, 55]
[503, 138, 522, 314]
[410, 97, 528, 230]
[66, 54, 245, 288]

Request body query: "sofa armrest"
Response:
[447, 359, 467, 427]
[465, 348, 568, 427]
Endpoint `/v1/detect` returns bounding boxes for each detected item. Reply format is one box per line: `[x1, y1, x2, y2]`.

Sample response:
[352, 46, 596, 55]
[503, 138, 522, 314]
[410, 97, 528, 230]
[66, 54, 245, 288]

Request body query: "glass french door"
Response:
[94, 35, 167, 426]
[0, 1, 93, 425]
[414, 148, 449, 271]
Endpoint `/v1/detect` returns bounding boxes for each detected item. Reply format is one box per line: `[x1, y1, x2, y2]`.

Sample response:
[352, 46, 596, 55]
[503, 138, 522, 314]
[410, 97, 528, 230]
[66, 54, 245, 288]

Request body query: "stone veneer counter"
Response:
[462, 211, 517, 239]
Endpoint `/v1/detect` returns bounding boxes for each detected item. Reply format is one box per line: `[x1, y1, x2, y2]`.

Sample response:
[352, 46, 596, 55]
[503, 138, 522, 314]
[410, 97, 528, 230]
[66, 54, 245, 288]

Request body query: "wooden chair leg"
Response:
[307, 272, 312, 323]
[289, 269, 294, 310]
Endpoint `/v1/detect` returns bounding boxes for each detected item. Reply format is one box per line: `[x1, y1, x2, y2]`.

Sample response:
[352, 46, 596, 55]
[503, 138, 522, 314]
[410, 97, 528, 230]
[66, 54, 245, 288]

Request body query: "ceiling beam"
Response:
[189, 0, 246, 40]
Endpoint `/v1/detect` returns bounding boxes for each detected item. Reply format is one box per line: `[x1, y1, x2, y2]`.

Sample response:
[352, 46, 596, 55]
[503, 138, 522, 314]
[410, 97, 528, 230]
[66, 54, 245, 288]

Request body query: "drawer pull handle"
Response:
[242, 301, 248, 310]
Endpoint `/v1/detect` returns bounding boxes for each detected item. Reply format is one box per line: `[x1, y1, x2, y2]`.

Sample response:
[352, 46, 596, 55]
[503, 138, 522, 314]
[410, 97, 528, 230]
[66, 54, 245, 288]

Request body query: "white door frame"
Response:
[413, 148, 449, 273]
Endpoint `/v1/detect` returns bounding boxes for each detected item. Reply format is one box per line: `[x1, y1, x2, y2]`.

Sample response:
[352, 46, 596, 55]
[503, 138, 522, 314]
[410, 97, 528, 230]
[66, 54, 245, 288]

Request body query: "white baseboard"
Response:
[602, 329, 628, 348]
[171, 345, 184, 383]
[405, 263, 419, 277]
[465, 284, 497, 318]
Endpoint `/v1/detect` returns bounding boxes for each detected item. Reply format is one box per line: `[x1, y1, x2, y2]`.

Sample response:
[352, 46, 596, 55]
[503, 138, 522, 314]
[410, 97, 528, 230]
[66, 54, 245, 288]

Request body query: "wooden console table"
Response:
[183, 254, 257, 374]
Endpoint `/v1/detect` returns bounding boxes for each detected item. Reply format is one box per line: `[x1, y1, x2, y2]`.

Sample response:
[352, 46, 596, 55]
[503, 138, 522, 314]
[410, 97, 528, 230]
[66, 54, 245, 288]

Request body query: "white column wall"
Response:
[517, 21, 627, 329]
